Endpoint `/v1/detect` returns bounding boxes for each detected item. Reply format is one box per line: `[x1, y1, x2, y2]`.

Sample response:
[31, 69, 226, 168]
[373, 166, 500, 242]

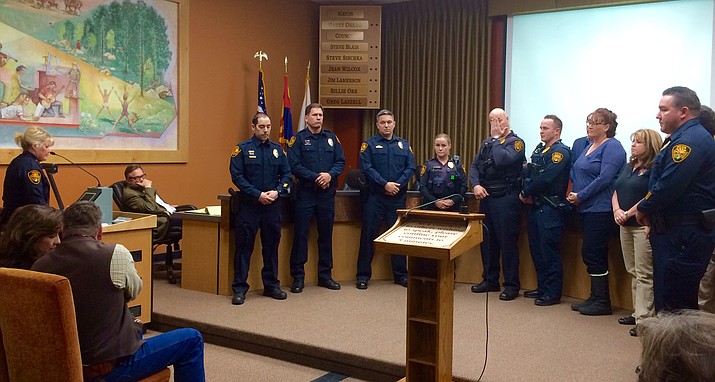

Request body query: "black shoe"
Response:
[232, 292, 245, 305]
[394, 278, 408, 287]
[471, 282, 500, 293]
[356, 281, 368, 290]
[618, 316, 636, 325]
[571, 297, 593, 311]
[523, 289, 542, 299]
[629, 327, 638, 337]
[290, 280, 304, 293]
[534, 295, 561, 306]
[263, 288, 287, 300]
[318, 279, 341, 290]
[499, 289, 519, 301]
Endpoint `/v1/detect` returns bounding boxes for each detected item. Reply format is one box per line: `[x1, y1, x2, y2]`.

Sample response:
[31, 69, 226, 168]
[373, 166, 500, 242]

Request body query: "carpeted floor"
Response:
[150, 280, 641, 382]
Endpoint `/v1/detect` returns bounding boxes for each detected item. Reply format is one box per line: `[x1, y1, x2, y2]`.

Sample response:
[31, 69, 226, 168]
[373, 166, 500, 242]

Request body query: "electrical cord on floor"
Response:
[476, 221, 490, 382]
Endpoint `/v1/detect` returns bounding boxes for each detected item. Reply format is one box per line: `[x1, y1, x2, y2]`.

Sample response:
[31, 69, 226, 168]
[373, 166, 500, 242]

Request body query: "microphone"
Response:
[50, 151, 102, 187]
[404, 193, 463, 217]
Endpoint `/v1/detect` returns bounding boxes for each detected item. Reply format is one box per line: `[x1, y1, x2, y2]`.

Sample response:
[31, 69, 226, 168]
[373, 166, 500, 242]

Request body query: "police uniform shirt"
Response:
[229, 136, 291, 199]
[638, 119, 715, 216]
[359, 134, 416, 190]
[469, 132, 526, 187]
[522, 140, 571, 199]
[2, 150, 50, 210]
[419, 156, 467, 202]
[287, 128, 346, 188]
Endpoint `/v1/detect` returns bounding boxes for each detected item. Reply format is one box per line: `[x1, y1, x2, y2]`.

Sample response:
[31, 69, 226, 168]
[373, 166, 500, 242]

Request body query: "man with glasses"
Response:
[123, 164, 177, 238]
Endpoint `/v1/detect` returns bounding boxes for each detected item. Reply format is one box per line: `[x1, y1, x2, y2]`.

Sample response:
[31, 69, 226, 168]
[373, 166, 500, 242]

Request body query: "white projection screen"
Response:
[505, 0, 714, 154]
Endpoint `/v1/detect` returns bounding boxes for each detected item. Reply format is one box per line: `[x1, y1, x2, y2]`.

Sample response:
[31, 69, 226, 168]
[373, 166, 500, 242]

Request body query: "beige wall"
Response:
[1, 0, 319, 209]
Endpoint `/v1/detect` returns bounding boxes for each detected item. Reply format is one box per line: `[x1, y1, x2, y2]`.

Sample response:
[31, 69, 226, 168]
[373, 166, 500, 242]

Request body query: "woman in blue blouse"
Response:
[612, 129, 662, 336]
[567, 108, 626, 316]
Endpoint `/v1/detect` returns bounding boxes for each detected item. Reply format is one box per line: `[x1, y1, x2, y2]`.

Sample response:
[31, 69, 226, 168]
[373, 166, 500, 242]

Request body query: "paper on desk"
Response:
[186, 206, 221, 216]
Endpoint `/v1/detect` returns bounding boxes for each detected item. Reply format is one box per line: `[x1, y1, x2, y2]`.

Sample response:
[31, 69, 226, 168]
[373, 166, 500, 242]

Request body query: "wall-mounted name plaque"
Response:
[319, 6, 381, 109]
[379, 221, 467, 248]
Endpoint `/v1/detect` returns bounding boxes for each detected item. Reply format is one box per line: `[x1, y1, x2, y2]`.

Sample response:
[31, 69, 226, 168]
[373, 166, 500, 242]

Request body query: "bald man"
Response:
[469, 108, 527, 301]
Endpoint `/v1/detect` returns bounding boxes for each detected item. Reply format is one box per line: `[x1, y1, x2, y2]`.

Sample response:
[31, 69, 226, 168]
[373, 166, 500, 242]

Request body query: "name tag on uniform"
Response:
[376, 145, 383, 149]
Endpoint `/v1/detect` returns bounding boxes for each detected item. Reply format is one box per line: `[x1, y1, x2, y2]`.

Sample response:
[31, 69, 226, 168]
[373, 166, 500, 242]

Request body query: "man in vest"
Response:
[32, 201, 205, 381]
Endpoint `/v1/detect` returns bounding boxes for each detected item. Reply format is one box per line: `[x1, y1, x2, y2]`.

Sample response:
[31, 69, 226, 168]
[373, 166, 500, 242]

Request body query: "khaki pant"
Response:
[620, 225, 654, 322]
[698, 251, 715, 313]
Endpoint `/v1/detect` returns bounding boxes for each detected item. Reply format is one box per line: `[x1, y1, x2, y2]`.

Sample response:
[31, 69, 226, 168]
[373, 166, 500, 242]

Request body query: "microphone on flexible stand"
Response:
[50, 151, 102, 187]
[404, 193, 463, 218]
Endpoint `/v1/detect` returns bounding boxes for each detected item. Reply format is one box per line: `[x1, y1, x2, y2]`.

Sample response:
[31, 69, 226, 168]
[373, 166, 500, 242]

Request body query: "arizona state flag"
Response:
[257, 68, 267, 113]
[279, 72, 293, 146]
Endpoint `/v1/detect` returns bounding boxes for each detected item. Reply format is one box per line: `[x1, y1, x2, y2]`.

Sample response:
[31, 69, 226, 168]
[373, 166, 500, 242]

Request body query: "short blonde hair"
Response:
[14, 126, 54, 151]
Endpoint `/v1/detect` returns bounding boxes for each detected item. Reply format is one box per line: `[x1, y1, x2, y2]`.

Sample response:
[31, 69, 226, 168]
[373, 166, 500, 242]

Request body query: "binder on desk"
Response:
[186, 205, 221, 216]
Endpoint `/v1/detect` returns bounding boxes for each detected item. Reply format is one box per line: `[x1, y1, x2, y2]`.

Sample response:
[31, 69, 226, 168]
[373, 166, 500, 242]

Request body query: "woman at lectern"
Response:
[0, 126, 54, 230]
[0, 204, 63, 269]
[418, 133, 467, 211]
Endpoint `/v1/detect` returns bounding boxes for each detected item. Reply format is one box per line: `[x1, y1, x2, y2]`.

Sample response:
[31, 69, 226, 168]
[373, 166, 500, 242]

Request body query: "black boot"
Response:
[579, 275, 612, 316]
[570, 292, 594, 311]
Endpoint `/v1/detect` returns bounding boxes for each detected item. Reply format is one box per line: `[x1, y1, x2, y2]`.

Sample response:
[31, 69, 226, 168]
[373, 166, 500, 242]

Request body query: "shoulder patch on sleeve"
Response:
[551, 152, 563, 164]
[287, 136, 296, 147]
[514, 141, 524, 152]
[231, 146, 241, 157]
[27, 170, 42, 184]
[360, 142, 368, 153]
[420, 165, 426, 176]
[671, 144, 691, 163]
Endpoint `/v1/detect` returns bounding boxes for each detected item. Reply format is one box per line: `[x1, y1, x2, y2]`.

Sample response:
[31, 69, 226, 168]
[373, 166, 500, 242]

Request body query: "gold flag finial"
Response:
[254, 51, 268, 69]
[284, 57, 288, 73]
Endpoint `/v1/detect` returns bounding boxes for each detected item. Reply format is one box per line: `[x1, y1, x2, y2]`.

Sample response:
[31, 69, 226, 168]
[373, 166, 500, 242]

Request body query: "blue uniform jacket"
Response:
[287, 128, 346, 188]
[2, 151, 49, 213]
[229, 137, 291, 201]
[522, 140, 571, 198]
[638, 118, 715, 215]
[469, 131, 526, 187]
[359, 134, 415, 193]
[419, 156, 467, 203]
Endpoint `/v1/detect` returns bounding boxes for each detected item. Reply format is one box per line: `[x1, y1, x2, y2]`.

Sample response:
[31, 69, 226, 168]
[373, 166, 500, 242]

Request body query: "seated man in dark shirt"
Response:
[32, 201, 205, 381]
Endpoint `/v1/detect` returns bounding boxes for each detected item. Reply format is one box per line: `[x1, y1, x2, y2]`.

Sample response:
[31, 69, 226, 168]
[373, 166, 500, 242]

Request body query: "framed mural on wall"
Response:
[0, 0, 188, 164]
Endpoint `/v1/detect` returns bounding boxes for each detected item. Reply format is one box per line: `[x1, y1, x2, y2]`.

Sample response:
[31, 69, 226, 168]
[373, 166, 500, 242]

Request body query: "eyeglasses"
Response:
[586, 120, 606, 126]
[127, 173, 146, 181]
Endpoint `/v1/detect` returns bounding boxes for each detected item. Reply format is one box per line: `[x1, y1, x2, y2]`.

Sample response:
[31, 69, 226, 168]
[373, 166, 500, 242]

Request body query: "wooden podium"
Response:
[374, 209, 484, 382]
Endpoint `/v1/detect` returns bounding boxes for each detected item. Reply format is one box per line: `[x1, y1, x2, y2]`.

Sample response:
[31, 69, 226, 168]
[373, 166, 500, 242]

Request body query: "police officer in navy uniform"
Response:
[419, 133, 467, 211]
[287, 103, 345, 293]
[519, 115, 571, 306]
[229, 112, 292, 305]
[636, 86, 715, 312]
[355, 109, 415, 289]
[1, 126, 54, 229]
[469, 108, 526, 301]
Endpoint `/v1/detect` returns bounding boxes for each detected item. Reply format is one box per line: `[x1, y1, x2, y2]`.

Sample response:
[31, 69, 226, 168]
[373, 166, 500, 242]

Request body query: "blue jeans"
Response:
[103, 328, 205, 382]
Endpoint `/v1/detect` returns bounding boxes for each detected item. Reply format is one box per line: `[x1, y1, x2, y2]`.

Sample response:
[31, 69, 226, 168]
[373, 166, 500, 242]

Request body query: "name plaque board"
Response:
[379, 220, 467, 248]
[319, 6, 381, 109]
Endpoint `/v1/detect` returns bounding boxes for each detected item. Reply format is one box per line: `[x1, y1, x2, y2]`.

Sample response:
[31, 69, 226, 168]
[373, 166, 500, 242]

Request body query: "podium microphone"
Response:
[404, 193, 462, 217]
[50, 151, 102, 187]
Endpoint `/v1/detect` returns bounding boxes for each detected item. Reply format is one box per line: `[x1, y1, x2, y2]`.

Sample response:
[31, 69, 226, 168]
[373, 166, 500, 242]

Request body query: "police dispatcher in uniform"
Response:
[519, 115, 571, 306]
[229, 112, 292, 305]
[287, 103, 345, 293]
[356, 109, 415, 290]
[470, 108, 526, 301]
[636, 86, 715, 312]
[1, 126, 54, 229]
[419, 133, 467, 211]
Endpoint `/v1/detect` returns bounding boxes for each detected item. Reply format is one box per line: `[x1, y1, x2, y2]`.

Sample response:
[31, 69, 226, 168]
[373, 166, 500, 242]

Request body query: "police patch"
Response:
[447, 162, 454, 169]
[287, 136, 296, 147]
[231, 146, 240, 157]
[360, 142, 368, 153]
[398, 141, 404, 150]
[514, 141, 524, 152]
[328, 138, 334, 147]
[420, 166, 426, 176]
[273, 148, 279, 158]
[27, 170, 42, 184]
[551, 152, 563, 164]
[671, 144, 691, 163]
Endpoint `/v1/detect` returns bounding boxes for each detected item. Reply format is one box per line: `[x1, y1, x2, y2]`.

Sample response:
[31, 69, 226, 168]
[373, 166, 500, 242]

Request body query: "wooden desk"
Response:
[172, 211, 227, 294]
[102, 211, 156, 324]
